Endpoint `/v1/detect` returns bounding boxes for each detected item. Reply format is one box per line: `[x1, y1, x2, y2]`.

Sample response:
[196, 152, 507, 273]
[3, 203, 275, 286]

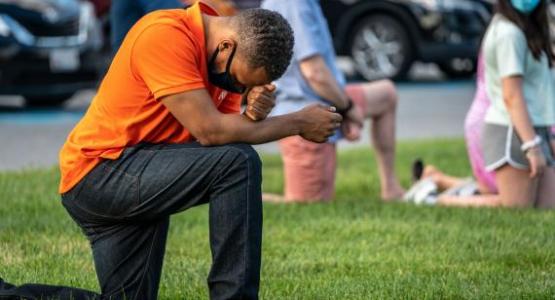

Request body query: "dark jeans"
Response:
[0, 143, 263, 300]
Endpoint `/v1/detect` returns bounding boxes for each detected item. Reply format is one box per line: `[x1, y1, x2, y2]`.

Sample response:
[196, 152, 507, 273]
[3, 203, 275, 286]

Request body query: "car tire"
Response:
[348, 14, 413, 81]
[24, 93, 74, 107]
[438, 58, 476, 79]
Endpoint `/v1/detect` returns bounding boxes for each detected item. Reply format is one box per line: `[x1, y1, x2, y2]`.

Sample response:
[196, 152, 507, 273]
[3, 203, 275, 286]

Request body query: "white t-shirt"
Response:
[483, 14, 555, 126]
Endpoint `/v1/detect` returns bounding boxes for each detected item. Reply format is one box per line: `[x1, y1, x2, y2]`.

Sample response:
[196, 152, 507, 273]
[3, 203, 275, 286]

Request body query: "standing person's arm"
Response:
[162, 89, 342, 145]
[502, 77, 546, 177]
[299, 56, 364, 127]
[270, 2, 363, 126]
[299, 55, 349, 110]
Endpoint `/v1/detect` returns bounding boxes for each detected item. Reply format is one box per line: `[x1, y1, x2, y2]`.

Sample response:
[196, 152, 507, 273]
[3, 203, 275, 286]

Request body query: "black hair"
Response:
[232, 9, 294, 81]
[497, 0, 554, 66]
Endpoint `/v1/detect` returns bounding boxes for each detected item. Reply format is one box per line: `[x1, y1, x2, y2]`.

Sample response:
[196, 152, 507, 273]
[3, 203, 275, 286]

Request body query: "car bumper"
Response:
[418, 40, 480, 63]
[0, 50, 101, 96]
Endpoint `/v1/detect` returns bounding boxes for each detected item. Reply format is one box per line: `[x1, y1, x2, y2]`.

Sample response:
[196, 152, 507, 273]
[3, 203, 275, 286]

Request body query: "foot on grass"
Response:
[381, 185, 406, 201]
[262, 193, 287, 203]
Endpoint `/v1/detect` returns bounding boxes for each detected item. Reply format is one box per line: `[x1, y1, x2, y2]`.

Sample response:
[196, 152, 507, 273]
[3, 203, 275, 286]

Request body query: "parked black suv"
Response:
[0, 0, 103, 106]
[321, 0, 494, 80]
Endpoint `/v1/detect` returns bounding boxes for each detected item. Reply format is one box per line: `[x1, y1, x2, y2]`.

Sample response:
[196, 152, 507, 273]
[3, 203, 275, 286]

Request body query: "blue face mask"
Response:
[510, 0, 541, 14]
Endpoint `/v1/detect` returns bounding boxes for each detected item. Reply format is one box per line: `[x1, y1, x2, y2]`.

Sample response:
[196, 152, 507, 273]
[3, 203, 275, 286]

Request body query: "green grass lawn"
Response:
[1, 139, 555, 299]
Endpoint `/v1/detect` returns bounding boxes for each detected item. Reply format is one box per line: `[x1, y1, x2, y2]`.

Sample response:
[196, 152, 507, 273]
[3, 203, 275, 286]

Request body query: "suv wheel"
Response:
[24, 93, 74, 107]
[348, 14, 413, 81]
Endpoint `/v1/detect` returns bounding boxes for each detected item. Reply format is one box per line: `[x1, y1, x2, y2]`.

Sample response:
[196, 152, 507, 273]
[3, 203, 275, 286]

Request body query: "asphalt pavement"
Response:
[0, 63, 476, 171]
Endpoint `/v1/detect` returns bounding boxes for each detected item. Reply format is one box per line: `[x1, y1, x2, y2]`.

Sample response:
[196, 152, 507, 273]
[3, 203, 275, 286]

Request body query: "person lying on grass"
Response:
[0, 3, 342, 300]
[403, 53, 498, 205]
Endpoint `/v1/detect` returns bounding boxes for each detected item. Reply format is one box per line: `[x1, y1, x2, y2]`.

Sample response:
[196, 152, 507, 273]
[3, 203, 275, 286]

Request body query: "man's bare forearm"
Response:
[162, 89, 338, 146]
[198, 112, 303, 146]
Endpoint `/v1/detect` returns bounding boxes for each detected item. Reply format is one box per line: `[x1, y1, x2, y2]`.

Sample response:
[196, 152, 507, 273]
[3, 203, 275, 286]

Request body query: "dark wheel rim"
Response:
[351, 20, 405, 79]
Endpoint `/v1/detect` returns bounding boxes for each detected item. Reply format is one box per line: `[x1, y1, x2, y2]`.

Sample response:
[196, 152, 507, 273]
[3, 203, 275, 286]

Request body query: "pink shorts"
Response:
[279, 135, 337, 202]
[278, 85, 367, 202]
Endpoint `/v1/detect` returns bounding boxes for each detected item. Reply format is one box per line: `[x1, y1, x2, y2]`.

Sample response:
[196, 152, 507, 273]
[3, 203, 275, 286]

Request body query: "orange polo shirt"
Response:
[58, 2, 241, 193]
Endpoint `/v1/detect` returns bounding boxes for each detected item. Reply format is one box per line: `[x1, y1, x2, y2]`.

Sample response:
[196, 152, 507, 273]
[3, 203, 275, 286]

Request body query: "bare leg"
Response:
[423, 165, 468, 191]
[536, 166, 555, 209]
[438, 194, 502, 207]
[437, 164, 537, 208]
[262, 193, 286, 203]
[476, 182, 494, 195]
[358, 80, 404, 200]
[496, 164, 537, 207]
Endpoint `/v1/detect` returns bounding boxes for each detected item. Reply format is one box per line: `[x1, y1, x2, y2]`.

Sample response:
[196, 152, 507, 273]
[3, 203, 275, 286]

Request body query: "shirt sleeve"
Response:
[287, 2, 326, 61]
[495, 25, 527, 78]
[130, 24, 206, 100]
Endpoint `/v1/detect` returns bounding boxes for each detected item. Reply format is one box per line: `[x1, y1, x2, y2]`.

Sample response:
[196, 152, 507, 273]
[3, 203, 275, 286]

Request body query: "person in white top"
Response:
[480, 0, 555, 208]
[403, 0, 555, 208]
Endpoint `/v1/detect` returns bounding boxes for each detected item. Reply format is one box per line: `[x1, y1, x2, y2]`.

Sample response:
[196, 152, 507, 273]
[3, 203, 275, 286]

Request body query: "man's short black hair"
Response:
[233, 9, 294, 81]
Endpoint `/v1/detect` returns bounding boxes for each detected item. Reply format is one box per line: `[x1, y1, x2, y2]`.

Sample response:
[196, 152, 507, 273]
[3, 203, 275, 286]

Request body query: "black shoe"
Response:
[0, 277, 18, 299]
[0, 278, 15, 290]
[411, 159, 424, 183]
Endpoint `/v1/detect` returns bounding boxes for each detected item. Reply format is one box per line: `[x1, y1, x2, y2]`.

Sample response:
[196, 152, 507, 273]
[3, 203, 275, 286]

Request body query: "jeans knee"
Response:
[228, 144, 262, 174]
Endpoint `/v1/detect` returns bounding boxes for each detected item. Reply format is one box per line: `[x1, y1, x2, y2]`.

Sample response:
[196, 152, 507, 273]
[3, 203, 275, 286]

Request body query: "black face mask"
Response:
[208, 46, 246, 94]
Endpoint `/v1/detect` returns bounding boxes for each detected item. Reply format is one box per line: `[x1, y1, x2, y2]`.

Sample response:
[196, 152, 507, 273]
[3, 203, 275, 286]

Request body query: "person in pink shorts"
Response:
[261, 0, 405, 202]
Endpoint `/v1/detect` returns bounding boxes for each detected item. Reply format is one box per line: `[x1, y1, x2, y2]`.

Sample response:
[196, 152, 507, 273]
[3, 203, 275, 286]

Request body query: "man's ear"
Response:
[218, 39, 235, 54]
